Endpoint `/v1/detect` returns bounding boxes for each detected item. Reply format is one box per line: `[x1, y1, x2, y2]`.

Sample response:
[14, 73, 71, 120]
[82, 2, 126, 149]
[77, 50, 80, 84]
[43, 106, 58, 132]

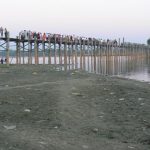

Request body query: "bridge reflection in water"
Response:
[8, 55, 150, 82]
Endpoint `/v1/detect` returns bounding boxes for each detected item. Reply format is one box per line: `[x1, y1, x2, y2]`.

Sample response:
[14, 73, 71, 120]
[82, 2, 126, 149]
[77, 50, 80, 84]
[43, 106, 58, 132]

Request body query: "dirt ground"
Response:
[0, 65, 150, 150]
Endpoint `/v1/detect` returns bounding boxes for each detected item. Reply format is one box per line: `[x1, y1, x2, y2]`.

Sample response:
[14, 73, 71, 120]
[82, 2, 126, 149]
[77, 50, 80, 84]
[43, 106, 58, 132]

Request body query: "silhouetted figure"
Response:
[113, 40, 118, 45]
[42, 33, 46, 41]
[21, 33, 25, 40]
[0, 27, 3, 37]
[4, 28, 8, 38]
[33, 32, 37, 40]
[0, 59, 4, 64]
[37, 32, 40, 40]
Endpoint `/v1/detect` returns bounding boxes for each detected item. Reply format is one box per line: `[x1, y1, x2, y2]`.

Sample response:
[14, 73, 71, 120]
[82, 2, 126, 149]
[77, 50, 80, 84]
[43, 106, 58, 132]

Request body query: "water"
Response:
[9, 56, 150, 82]
[119, 64, 150, 82]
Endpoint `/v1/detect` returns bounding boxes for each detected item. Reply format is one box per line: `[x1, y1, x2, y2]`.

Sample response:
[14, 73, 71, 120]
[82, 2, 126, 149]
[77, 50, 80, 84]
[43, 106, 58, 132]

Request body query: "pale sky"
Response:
[1, 0, 150, 43]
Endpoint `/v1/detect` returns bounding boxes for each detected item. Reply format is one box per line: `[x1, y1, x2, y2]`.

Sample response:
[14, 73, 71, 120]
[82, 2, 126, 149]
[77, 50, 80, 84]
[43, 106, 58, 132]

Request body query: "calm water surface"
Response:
[9, 56, 150, 82]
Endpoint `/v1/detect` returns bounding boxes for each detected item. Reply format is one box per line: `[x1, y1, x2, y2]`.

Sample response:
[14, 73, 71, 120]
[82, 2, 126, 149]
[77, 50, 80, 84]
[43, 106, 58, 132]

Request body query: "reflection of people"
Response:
[0, 58, 4, 64]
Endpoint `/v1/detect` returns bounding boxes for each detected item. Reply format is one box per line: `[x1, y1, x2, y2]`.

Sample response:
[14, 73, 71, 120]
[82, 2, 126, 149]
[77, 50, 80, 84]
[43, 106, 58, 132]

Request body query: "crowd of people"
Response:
[19, 30, 74, 42]
[19, 30, 46, 41]
[18, 30, 118, 45]
[1, 27, 118, 45]
[0, 27, 9, 38]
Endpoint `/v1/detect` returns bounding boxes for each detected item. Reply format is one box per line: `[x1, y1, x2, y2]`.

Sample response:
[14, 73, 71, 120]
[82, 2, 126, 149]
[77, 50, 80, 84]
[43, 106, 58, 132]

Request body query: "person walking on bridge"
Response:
[4, 28, 8, 38]
[42, 33, 47, 41]
[0, 27, 3, 37]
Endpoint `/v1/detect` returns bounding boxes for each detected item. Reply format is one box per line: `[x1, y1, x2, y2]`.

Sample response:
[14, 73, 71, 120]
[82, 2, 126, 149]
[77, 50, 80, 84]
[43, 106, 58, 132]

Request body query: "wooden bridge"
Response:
[0, 34, 150, 72]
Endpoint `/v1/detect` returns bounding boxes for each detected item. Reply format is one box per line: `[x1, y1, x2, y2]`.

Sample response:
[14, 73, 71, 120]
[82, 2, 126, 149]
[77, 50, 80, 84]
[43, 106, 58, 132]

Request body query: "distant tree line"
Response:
[147, 38, 150, 45]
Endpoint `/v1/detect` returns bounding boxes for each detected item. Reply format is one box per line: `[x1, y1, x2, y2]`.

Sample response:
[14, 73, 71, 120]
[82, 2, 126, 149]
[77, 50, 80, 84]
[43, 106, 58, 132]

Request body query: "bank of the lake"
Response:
[0, 65, 150, 150]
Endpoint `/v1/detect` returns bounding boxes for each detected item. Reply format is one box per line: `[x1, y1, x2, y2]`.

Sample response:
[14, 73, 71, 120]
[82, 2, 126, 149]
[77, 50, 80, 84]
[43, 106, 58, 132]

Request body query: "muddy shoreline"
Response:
[0, 65, 150, 150]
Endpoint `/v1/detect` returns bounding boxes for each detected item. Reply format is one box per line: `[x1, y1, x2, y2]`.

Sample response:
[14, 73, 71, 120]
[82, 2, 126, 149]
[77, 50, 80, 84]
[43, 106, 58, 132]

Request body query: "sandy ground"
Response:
[0, 65, 150, 150]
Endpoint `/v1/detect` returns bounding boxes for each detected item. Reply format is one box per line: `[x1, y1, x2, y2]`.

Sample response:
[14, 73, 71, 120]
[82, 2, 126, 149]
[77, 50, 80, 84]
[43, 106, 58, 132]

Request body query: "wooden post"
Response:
[34, 38, 38, 65]
[142, 44, 144, 58]
[42, 40, 45, 65]
[126, 44, 128, 72]
[99, 41, 102, 74]
[6, 32, 10, 66]
[64, 38, 67, 70]
[122, 37, 125, 61]
[71, 41, 74, 69]
[97, 41, 100, 74]
[91, 40, 93, 72]
[28, 38, 32, 64]
[16, 42, 18, 65]
[18, 41, 21, 64]
[23, 42, 25, 64]
[106, 41, 109, 75]
[83, 39, 85, 70]
[87, 39, 90, 72]
[59, 38, 62, 65]
[37, 43, 39, 64]
[16, 36, 19, 65]
[58, 43, 61, 65]
[93, 40, 96, 73]
[54, 35, 57, 65]
[75, 38, 78, 69]
[118, 38, 121, 73]
[27, 40, 29, 64]
[30, 42, 32, 64]
[80, 39, 82, 69]
[48, 35, 51, 65]
[68, 44, 71, 70]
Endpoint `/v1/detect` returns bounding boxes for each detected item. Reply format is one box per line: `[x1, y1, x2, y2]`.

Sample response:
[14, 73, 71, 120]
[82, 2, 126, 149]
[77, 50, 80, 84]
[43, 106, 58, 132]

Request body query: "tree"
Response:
[147, 38, 150, 45]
